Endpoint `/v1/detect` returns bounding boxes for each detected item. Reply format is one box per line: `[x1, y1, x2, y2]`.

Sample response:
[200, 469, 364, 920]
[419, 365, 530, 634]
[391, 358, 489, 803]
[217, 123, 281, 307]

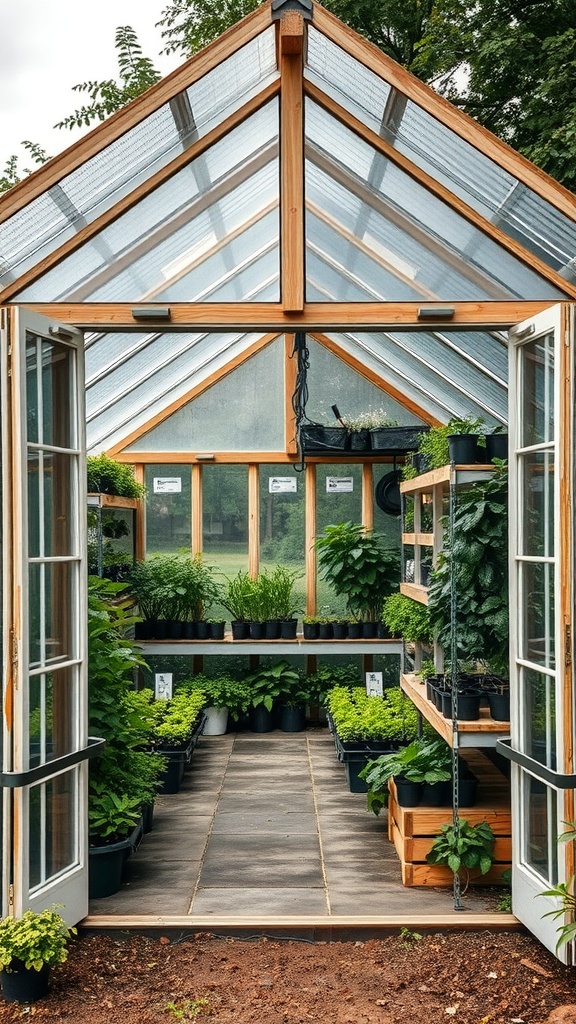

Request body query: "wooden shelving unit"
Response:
[401, 673, 509, 748]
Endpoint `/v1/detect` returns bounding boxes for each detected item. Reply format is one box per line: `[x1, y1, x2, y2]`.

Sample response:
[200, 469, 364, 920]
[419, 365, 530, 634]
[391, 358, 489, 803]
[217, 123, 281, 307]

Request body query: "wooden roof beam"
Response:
[279, 11, 305, 312]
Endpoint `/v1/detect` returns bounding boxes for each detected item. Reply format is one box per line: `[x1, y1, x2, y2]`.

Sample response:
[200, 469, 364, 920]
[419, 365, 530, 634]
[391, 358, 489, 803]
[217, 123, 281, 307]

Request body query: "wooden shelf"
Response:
[402, 532, 434, 546]
[138, 638, 404, 656]
[87, 492, 139, 509]
[400, 464, 495, 495]
[400, 582, 429, 605]
[400, 673, 510, 748]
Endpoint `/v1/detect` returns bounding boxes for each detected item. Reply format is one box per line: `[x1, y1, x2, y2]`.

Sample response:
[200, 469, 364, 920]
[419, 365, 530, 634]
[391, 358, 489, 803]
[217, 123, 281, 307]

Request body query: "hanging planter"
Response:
[299, 424, 349, 453]
[370, 425, 424, 453]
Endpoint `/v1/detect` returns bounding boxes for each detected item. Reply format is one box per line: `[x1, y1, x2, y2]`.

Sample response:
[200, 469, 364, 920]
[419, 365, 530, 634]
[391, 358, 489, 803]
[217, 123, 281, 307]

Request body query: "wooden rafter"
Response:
[305, 81, 576, 301]
[0, 85, 280, 305]
[24, 301, 555, 330]
[313, 4, 576, 226]
[108, 332, 281, 455]
[0, 2, 273, 225]
[279, 11, 305, 311]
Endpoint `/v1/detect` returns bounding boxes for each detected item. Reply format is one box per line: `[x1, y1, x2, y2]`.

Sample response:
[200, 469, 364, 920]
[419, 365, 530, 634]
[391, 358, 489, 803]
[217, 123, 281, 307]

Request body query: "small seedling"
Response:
[399, 927, 423, 946]
[497, 890, 512, 913]
[164, 997, 211, 1020]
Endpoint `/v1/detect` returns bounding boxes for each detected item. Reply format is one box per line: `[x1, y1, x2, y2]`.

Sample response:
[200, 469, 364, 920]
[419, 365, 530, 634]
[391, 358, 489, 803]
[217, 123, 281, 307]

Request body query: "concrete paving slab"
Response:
[135, 824, 210, 860]
[199, 834, 324, 887]
[191, 887, 328, 916]
[217, 793, 315, 814]
[211, 811, 318, 834]
[317, 811, 385, 835]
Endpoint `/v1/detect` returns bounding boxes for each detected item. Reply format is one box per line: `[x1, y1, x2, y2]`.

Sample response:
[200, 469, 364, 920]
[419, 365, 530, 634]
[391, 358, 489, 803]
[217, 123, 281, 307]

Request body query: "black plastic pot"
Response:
[168, 620, 185, 640]
[265, 619, 280, 639]
[441, 689, 482, 720]
[347, 621, 362, 639]
[1, 962, 51, 1004]
[487, 690, 510, 721]
[362, 621, 379, 639]
[303, 622, 319, 640]
[157, 751, 187, 794]
[420, 780, 451, 806]
[300, 424, 349, 452]
[195, 620, 210, 640]
[318, 622, 333, 639]
[249, 705, 273, 732]
[209, 621, 226, 640]
[280, 618, 298, 639]
[394, 776, 423, 807]
[154, 619, 169, 640]
[485, 432, 508, 462]
[458, 775, 478, 807]
[345, 758, 369, 793]
[349, 429, 371, 451]
[134, 620, 155, 640]
[231, 620, 250, 640]
[448, 433, 479, 464]
[332, 621, 348, 639]
[89, 835, 132, 899]
[184, 621, 197, 639]
[279, 703, 306, 732]
[141, 801, 155, 834]
[249, 621, 266, 640]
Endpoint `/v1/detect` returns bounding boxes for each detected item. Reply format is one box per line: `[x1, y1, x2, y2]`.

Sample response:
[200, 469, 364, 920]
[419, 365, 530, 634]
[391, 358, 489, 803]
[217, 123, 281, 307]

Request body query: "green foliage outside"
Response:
[87, 454, 144, 498]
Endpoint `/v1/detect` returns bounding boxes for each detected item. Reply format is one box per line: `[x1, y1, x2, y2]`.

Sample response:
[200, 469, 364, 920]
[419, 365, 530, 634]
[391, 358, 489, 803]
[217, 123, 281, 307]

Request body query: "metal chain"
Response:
[449, 465, 464, 911]
[290, 332, 309, 472]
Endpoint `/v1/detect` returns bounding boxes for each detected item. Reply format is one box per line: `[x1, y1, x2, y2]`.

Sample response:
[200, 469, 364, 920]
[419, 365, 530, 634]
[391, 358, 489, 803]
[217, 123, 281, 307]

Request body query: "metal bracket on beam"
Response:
[271, 0, 312, 19]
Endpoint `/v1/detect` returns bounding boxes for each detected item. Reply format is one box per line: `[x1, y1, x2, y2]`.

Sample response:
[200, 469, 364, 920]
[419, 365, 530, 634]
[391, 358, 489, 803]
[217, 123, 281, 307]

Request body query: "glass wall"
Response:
[144, 464, 192, 554]
[315, 463, 363, 616]
[259, 464, 306, 619]
[203, 465, 249, 618]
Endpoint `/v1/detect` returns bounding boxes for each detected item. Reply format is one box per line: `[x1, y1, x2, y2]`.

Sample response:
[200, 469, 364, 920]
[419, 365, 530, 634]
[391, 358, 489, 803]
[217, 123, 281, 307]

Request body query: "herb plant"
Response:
[0, 908, 76, 972]
[426, 819, 495, 882]
[382, 592, 433, 643]
[315, 522, 400, 620]
[87, 453, 144, 498]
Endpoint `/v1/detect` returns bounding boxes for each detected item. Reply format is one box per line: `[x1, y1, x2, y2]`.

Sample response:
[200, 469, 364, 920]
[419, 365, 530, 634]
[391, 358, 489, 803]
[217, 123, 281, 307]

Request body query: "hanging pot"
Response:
[375, 470, 402, 516]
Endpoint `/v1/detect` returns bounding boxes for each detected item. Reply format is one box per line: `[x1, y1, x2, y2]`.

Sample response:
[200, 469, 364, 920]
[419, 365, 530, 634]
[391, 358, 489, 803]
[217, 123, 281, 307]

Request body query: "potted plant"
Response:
[268, 564, 302, 638]
[315, 522, 400, 628]
[381, 592, 433, 643]
[179, 674, 252, 735]
[360, 739, 452, 811]
[246, 660, 301, 732]
[425, 818, 495, 890]
[151, 689, 207, 792]
[130, 554, 221, 639]
[277, 672, 309, 732]
[302, 615, 320, 640]
[222, 570, 253, 639]
[0, 907, 76, 1004]
[364, 412, 423, 453]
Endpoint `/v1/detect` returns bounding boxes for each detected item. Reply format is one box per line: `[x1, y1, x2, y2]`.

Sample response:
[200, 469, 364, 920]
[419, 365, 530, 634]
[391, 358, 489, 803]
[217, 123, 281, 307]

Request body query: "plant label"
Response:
[153, 477, 182, 493]
[366, 671, 383, 697]
[155, 673, 173, 700]
[269, 477, 297, 493]
[326, 477, 354, 493]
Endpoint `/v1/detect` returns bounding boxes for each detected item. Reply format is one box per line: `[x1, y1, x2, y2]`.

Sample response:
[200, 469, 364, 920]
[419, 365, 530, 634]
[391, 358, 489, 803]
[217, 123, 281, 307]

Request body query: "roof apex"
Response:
[271, 0, 313, 19]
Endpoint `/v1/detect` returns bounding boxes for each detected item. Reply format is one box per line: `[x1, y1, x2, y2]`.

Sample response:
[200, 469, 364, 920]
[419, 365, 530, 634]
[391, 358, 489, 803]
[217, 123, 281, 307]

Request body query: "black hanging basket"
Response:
[299, 424, 350, 453]
[369, 425, 426, 453]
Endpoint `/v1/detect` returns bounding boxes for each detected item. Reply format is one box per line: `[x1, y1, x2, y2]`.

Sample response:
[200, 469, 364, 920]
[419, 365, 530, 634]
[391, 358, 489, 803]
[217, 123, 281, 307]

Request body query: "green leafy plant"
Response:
[152, 690, 207, 747]
[325, 686, 423, 744]
[87, 453, 144, 498]
[416, 416, 485, 470]
[164, 997, 211, 1020]
[426, 819, 495, 885]
[427, 464, 508, 675]
[382, 593, 433, 643]
[221, 570, 253, 623]
[0, 907, 76, 972]
[315, 522, 400, 621]
[130, 555, 220, 622]
[360, 739, 451, 815]
[399, 927, 423, 946]
[539, 821, 576, 951]
[305, 664, 362, 704]
[246, 660, 302, 711]
[179, 674, 252, 718]
[88, 785, 143, 844]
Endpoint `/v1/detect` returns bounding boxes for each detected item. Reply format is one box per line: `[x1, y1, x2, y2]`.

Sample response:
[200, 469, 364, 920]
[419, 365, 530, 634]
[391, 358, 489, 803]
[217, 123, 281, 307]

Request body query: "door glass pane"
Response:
[28, 452, 75, 558]
[29, 770, 78, 890]
[524, 774, 558, 884]
[259, 465, 306, 617]
[520, 332, 554, 447]
[520, 451, 554, 557]
[26, 335, 74, 448]
[144, 464, 192, 554]
[29, 667, 78, 765]
[316, 464, 363, 616]
[521, 562, 555, 668]
[202, 465, 248, 581]
[29, 562, 74, 668]
[523, 666, 556, 767]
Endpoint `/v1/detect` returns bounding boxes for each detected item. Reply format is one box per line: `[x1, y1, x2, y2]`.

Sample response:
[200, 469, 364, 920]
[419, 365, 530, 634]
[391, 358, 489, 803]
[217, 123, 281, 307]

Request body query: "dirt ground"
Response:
[1, 930, 575, 1024]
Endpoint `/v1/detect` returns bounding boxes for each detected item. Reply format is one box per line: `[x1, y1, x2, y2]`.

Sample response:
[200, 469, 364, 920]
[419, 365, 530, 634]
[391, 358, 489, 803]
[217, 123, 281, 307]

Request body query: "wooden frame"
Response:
[279, 12, 305, 311]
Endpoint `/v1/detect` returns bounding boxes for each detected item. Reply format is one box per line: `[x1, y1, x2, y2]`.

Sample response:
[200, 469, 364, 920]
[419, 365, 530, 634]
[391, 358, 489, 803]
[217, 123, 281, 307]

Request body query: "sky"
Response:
[0, 0, 182, 166]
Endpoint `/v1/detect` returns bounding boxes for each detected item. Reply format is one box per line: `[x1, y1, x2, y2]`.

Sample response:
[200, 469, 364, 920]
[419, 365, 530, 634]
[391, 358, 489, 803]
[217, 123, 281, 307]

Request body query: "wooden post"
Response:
[192, 463, 203, 555]
[362, 463, 374, 531]
[305, 462, 317, 614]
[248, 464, 260, 578]
[279, 12, 305, 312]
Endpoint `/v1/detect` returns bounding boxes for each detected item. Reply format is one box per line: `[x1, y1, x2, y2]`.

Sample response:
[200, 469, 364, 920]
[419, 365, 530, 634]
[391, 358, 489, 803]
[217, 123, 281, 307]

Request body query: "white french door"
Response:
[1, 307, 90, 926]
[507, 303, 575, 961]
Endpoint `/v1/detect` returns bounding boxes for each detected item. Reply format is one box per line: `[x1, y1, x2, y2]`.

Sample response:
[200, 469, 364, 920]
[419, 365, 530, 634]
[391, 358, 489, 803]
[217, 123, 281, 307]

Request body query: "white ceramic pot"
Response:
[203, 706, 229, 735]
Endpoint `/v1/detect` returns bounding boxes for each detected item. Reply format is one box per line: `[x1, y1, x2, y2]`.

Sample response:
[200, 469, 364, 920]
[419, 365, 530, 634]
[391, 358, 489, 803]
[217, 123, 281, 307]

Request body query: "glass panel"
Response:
[305, 337, 422, 427]
[29, 770, 78, 890]
[26, 336, 73, 448]
[29, 561, 74, 668]
[520, 452, 554, 558]
[29, 667, 77, 765]
[259, 465, 306, 619]
[130, 339, 285, 453]
[521, 562, 555, 669]
[315, 464, 363, 616]
[28, 452, 75, 558]
[306, 26, 576, 279]
[16, 104, 280, 303]
[523, 666, 556, 766]
[305, 101, 565, 302]
[520, 333, 555, 447]
[202, 465, 248, 583]
[2, 28, 278, 288]
[524, 774, 558, 884]
[144, 465, 192, 555]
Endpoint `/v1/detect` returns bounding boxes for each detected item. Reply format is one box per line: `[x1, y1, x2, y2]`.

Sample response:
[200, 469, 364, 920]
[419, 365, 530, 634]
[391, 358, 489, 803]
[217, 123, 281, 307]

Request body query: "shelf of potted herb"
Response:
[130, 554, 221, 640]
[0, 908, 76, 1004]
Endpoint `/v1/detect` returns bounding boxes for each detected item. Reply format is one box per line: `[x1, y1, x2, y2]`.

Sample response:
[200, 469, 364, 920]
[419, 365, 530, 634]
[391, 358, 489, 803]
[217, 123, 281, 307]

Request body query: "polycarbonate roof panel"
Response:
[1, 28, 278, 290]
[86, 331, 264, 452]
[16, 103, 279, 302]
[305, 26, 576, 277]
[305, 100, 565, 301]
[329, 331, 507, 425]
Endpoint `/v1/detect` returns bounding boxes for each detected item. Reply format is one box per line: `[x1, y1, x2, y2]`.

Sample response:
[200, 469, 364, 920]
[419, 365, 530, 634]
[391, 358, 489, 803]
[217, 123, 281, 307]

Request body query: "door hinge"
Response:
[565, 624, 572, 667]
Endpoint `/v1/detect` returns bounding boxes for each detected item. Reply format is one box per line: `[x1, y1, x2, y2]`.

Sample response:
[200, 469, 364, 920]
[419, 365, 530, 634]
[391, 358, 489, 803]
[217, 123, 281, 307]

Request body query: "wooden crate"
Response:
[388, 751, 511, 887]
